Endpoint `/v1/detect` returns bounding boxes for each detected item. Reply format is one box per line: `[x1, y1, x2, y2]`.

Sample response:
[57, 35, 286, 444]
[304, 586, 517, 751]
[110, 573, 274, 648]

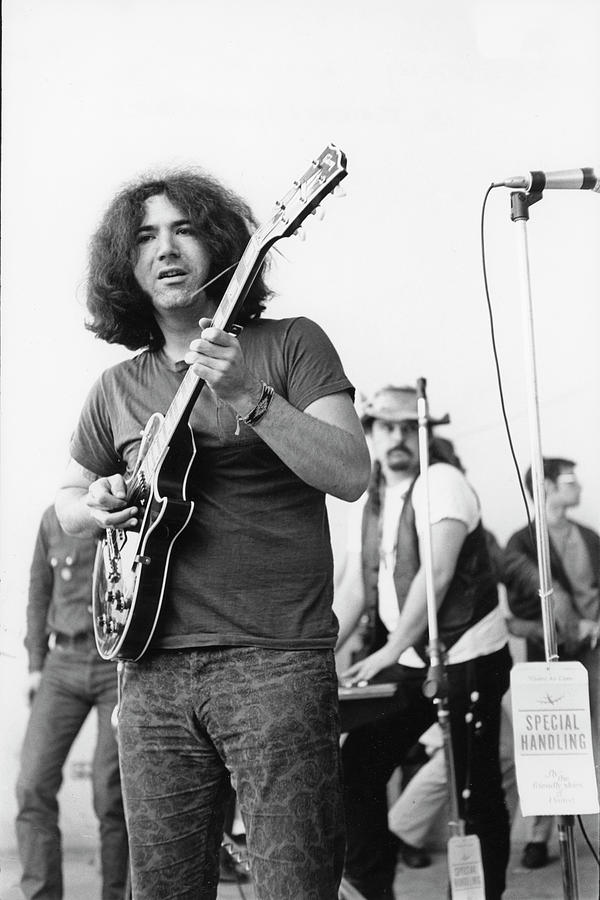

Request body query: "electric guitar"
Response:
[92, 144, 348, 660]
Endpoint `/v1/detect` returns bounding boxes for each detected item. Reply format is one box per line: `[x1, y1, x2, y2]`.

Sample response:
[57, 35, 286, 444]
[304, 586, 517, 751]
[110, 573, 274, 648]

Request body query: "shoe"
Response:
[219, 845, 250, 883]
[521, 841, 548, 869]
[397, 837, 431, 869]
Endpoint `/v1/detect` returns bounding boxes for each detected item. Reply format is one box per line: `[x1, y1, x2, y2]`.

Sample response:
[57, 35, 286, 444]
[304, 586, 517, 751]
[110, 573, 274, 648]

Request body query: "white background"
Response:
[1, 0, 599, 849]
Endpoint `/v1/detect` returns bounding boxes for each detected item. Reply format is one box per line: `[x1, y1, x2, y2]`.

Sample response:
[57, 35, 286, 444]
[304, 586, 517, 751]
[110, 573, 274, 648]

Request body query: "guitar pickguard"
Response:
[92, 419, 196, 660]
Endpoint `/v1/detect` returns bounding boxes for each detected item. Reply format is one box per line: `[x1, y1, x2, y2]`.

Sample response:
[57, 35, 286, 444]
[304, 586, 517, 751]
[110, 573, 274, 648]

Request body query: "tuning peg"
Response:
[333, 185, 346, 198]
[294, 226, 306, 241]
[311, 206, 326, 221]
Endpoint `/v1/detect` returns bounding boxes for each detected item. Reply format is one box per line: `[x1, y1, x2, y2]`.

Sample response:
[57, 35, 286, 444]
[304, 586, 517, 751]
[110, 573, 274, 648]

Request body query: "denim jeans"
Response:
[342, 645, 512, 900]
[117, 647, 345, 900]
[15, 645, 129, 900]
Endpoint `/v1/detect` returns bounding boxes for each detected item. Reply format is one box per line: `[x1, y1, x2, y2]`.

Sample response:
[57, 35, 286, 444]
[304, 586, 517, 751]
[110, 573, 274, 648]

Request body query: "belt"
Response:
[54, 632, 96, 651]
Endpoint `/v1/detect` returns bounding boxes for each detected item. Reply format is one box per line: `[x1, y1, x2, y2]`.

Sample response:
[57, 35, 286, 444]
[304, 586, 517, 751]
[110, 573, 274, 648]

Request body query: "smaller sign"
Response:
[448, 834, 485, 900]
[510, 661, 598, 817]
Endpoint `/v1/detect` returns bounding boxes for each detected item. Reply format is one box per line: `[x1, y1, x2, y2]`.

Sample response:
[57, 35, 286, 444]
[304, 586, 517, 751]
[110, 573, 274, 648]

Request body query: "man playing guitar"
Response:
[56, 158, 370, 900]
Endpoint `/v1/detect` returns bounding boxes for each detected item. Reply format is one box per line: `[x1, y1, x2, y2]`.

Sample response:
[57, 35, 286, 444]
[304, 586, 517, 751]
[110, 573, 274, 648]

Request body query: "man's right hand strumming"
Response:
[86, 474, 138, 531]
[55, 460, 138, 536]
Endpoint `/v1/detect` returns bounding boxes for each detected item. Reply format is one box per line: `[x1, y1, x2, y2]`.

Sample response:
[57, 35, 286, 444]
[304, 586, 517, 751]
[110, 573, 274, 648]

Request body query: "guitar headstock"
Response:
[211, 144, 348, 332]
[258, 143, 348, 245]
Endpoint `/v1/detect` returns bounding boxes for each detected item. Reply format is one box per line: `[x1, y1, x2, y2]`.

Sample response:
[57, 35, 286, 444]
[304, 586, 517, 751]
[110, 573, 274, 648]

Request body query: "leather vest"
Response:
[361, 469, 498, 660]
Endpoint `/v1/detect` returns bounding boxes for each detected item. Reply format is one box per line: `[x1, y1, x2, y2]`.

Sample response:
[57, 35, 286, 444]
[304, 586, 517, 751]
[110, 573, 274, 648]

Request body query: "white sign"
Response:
[447, 834, 485, 900]
[510, 661, 599, 817]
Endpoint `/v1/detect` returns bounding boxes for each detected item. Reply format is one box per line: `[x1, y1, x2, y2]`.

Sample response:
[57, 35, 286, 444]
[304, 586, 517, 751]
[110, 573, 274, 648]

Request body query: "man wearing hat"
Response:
[335, 385, 511, 900]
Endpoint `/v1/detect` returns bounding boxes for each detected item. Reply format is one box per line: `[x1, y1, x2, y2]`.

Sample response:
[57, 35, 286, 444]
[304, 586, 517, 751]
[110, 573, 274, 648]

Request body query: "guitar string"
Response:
[190, 246, 288, 301]
[130, 245, 290, 489]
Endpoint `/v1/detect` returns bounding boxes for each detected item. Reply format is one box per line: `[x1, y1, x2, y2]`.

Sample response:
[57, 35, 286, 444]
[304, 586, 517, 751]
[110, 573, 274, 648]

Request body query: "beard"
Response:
[150, 273, 211, 313]
[386, 445, 415, 471]
[157, 279, 197, 304]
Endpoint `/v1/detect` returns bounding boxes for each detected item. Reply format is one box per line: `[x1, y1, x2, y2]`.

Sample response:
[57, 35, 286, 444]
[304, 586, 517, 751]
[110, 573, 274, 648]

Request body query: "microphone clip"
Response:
[510, 190, 543, 223]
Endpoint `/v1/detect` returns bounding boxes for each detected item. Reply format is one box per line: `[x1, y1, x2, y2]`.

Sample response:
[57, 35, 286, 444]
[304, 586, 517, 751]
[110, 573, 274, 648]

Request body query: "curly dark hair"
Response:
[86, 169, 272, 350]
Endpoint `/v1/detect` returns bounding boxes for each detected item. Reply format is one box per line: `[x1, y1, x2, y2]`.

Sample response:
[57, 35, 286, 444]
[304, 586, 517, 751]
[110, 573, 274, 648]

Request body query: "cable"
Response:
[480, 184, 535, 545]
[576, 814, 600, 866]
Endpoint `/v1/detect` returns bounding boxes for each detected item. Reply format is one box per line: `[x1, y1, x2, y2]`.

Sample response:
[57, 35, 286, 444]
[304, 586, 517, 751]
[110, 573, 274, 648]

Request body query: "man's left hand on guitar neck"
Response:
[185, 318, 263, 420]
[185, 319, 370, 503]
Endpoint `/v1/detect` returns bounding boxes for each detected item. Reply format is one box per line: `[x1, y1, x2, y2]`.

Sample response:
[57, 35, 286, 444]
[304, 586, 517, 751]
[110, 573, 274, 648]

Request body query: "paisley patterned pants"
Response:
[118, 647, 345, 899]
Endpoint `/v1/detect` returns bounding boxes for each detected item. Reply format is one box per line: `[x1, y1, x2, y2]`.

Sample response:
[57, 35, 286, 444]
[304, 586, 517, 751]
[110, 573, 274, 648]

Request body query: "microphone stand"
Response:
[416, 379, 464, 842]
[509, 190, 580, 899]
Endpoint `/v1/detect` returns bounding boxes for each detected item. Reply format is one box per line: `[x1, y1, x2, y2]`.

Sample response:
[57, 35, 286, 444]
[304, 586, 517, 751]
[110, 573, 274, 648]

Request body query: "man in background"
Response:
[335, 384, 511, 900]
[504, 457, 600, 869]
[15, 505, 128, 900]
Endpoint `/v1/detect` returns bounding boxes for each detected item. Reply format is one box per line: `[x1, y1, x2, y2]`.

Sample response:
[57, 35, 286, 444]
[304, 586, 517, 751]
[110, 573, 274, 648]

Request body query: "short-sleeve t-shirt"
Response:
[70, 316, 353, 650]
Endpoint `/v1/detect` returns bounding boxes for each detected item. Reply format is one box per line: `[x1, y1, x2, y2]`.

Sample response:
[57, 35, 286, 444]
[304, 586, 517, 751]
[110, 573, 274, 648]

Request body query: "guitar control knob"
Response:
[107, 618, 122, 635]
[115, 594, 131, 612]
[109, 588, 122, 605]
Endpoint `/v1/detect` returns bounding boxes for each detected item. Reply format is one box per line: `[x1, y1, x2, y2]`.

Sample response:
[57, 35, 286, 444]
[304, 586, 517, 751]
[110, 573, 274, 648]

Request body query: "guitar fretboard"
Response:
[129, 228, 270, 498]
[123, 143, 347, 503]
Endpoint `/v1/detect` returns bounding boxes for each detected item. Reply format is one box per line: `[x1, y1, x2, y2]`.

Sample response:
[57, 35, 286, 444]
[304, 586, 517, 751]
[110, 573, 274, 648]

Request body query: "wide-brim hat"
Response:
[360, 385, 450, 426]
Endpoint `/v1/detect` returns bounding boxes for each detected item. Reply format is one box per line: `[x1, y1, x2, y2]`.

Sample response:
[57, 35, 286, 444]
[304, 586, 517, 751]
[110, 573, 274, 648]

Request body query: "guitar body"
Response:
[93, 416, 196, 660]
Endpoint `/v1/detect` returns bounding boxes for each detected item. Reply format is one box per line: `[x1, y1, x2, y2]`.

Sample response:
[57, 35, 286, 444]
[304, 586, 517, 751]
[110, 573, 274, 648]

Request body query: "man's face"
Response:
[132, 194, 212, 315]
[370, 418, 420, 476]
[548, 466, 582, 508]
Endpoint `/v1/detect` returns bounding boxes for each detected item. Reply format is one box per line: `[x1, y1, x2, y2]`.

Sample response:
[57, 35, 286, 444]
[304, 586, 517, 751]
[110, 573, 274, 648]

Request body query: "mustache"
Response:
[387, 444, 412, 455]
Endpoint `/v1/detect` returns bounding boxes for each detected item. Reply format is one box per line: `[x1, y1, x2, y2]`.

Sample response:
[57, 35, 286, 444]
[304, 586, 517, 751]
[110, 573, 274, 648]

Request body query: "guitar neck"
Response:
[125, 143, 348, 502]
[131, 233, 272, 495]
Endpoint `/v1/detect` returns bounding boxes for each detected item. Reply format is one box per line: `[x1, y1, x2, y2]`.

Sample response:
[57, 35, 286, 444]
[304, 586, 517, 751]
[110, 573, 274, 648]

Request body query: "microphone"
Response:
[493, 168, 599, 192]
